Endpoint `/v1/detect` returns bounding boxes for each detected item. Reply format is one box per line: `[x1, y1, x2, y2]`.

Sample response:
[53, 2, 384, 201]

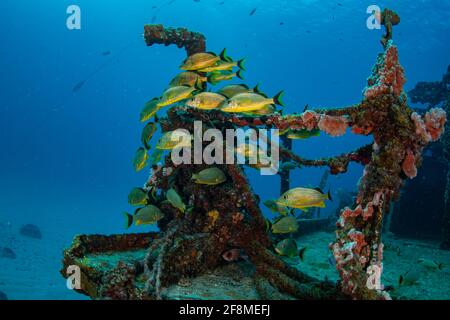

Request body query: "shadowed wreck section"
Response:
[61, 9, 447, 300]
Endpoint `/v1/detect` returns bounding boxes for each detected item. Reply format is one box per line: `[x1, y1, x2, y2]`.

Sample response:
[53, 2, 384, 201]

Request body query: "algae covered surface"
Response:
[77, 250, 146, 271]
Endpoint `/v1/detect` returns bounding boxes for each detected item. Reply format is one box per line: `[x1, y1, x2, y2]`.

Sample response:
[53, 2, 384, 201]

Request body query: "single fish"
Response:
[157, 85, 198, 107]
[271, 216, 299, 234]
[186, 92, 227, 110]
[180, 49, 228, 71]
[72, 80, 85, 92]
[198, 58, 246, 73]
[169, 71, 207, 87]
[192, 167, 227, 185]
[217, 83, 261, 98]
[222, 248, 247, 262]
[140, 98, 161, 122]
[123, 205, 164, 228]
[277, 187, 332, 210]
[263, 199, 290, 215]
[128, 188, 149, 206]
[221, 91, 284, 113]
[399, 269, 422, 286]
[156, 130, 192, 150]
[286, 129, 320, 140]
[141, 122, 158, 150]
[207, 70, 244, 85]
[102, 51, 111, 56]
[133, 147, 149, 172]
[418, 258, 444, 271]
[166, 188, 186, 213]
[275, 238, 298, 258]
[249, 8, 257, 16]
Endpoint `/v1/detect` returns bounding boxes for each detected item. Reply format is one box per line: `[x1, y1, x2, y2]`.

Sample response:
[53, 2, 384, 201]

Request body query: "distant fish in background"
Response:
[101, 50, 111, 56]
[19, 224, 42, 239]
[399, 269, 422, 286]
[151, 15, 157, 23]
[219, 1, 225, 5]
[72, 80, 85, 93]
[249, 8, 257, 16]
[418, 258, 444, 271]
[0, 247, 16, 259]
[0, 290, 8, 300]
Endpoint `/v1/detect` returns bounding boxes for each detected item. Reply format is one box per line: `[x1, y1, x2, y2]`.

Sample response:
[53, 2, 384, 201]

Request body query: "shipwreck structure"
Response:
[62, 9, 447, 300]
[390, 66, 450, 248]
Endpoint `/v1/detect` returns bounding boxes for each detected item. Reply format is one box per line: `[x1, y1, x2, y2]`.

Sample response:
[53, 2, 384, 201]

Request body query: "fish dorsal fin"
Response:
[134, 207, 143, 215]
[207, 51, 217, 56]
[314, 187, 325, 194]
[238, 83, 250, 89]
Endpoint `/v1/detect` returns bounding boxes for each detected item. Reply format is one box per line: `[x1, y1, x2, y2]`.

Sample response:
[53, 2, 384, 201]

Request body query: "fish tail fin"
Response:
[273, 91, 285, 107]
[123, 212, 133, 229]
[318, 201, 326, 208]
[237, 58, 246, 71]
[194, 78, 203, 90]
[220, 48, 230, 62]
[298, 247, 307, 261]
[207, 76, 218, 86]
[253, 83, 262, 94]
[236, 70, 244, 80]
[398, 275, 404, 286]
[328, 189, 333, 201]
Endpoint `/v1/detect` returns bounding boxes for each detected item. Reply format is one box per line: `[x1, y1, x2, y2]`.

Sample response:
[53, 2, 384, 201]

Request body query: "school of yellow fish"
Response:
[127, 48, 334, 263]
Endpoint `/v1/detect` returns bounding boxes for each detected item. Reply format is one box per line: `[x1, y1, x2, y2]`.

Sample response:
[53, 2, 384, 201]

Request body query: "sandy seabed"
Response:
[1, 223, 449, 300]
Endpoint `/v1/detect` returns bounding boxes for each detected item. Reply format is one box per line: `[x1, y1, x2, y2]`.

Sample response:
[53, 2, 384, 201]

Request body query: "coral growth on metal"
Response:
[63, 8, 447, 300]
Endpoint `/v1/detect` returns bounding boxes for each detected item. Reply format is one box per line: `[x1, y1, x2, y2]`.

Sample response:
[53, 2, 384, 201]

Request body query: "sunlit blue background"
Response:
[0, 0, 448, 299]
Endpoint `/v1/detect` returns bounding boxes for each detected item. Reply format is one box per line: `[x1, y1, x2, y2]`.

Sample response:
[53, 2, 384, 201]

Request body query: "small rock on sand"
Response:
[19, 224, 42, 239]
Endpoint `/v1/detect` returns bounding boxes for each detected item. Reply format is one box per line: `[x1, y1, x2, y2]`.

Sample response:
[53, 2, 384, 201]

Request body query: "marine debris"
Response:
[19, 224, 42, 239]
[62, 8, 447, 300]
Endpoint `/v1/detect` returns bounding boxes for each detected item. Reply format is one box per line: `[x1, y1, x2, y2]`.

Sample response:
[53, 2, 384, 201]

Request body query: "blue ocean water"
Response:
[0, 0, 449, 300]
